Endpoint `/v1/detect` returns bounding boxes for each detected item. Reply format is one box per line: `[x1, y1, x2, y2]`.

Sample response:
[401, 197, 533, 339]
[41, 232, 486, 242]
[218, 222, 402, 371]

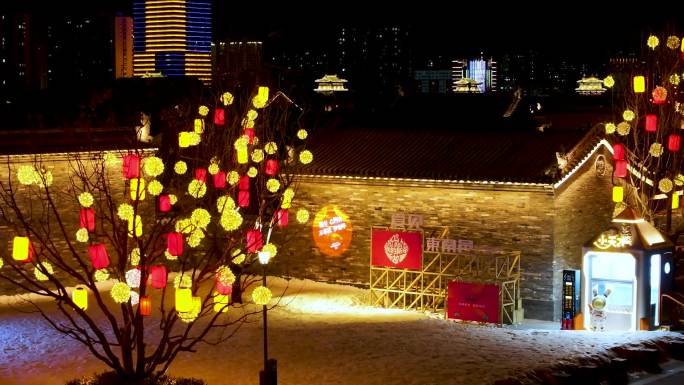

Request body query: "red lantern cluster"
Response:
[150, 265, 167, 289]
[79, 208, 96, 232]
[668, 134, 681, 152]
[645, 114, 657, 132]
[213, 171, 226, 189]
[166, 232, 183, 257]
[122, 154, 140, 179]
[615, 160, 628, 178]
[88, 243, 110, 269]
[612, 144, 625, 160]
[159, 195, 171, 212]
[246, 229, 263, 253]
[238, 175, 250, 207]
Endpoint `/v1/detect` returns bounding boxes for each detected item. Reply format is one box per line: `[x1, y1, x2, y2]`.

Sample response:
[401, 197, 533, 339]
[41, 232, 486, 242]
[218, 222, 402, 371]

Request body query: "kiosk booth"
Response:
[582, 208, 674, 331]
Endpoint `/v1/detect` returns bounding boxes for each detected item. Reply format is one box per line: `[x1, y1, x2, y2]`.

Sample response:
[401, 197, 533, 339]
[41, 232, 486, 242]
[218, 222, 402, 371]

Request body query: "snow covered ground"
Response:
[0, 278, 682, 385]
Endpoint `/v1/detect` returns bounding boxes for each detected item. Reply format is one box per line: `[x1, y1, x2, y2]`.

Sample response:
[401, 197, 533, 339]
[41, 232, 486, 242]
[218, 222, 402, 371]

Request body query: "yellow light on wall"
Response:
[12, 236, 30, 261]
[612, 186, 624, 202]
[175, 288, 193, 312]
[73, 287, 88, 310]
[130, 178, 146, 200]
[673, 192, 680, 209]
[633, 76, 645, 93]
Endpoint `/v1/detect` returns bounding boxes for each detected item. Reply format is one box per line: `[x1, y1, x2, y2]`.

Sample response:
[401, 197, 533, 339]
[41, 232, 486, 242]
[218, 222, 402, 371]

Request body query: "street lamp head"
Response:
[258, 251, 271, 265]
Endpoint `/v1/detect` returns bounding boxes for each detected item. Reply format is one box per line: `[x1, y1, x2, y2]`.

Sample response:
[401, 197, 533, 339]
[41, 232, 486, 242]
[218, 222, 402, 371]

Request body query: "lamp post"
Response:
[258, 250, 276, 385]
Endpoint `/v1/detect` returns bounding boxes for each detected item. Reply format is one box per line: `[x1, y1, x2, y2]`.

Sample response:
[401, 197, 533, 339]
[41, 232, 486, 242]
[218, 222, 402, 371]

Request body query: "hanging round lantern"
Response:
[167, 232, 184, 257]
[645, 114, 657, 132]
[88, 243, 110, 270]
[612, 144, 625, 160]
[652, 86, 667, 104]
[668, 134, 681, 152]
[122, 154, 141, 179]
[246, 229, 263, 253]
[150, 265, 167, 289]
[612, 186, 624, 203]
[633, 76, 646, 93]
[79, 208, 96, 232]
[659, 178, 674, 193]
[140, 296, 152, 316]
[614, 160, 628, 178]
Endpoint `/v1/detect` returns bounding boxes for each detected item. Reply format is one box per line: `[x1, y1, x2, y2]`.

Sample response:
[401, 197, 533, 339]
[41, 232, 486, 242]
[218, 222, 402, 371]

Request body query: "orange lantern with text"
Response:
[668, 134, 681, 152]
[79, 208, 96, 232]
[150, 265, 167, 289]
[612, 144, 624, 160]
[213, 171, 226, 189]
[159, 194, 171, 212]
[140, 296, 152, 316]
[312, 205, 353, 257]
[88, 243, 110, 270]
[645, 114, 657, 132]
[166, 232, 183, 257]
[614, 160, 628, 178]
[122, 154, 140, 179]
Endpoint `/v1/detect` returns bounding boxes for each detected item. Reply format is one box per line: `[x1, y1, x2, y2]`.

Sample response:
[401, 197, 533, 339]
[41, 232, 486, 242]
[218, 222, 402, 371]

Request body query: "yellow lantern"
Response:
[237, 148, 248, 164]
[633, 76, 645, 93]
[128, 215, 143, 237]
[257, 86, 269, 102]
[612, 186, 624, 203]
[12, 236, 30, 261]
[194, 118, 205, 134]
[130, 178, 146, 200]
[175, 288, 193, 312]
[673, 192, 680, 209]
[72, 287, 88, 310]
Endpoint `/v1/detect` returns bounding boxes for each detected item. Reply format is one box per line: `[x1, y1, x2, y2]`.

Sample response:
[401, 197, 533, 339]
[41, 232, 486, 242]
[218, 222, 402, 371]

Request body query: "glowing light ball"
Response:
[603, 76, 615, 88]
[78, 192, 94, 207]
[220, 210, 243, 231]
[150, 265, 167, 289]
[299, 150, 313, 164]
[88, 243, 110, 269]
[612, 186, 624, 203]
[604, 122, 616, 134]
[208, 163, 220, 175]
[188, 180, 207, 198]
[216, 195, 236, 212]
[222, 92, 234, 106]
[652, 86, 667, 104]
[667, 36, 680, 49]
[296, 208, 310, 224]
[264, 142, 278, 155]
[623, 110, 635, 122]
[174, 161, 188, 174]
[247, 166, 258, 178]
[247, 109, 258, 121]
[297, 129, 308, 140]
[147, 180, 163, 196]
[17, 165, 35, 185]
[650, 142, 664, 157]
[76, 228, 89, 243]
[198, 105, 209, 117]
[266, 178, 280, 192]
[252, 286, 272, 305]
[94, 269, 110, 282]
[251, 149, 265, 163]
[670, 74, 681, 86]
[73, 287, 88, 310]
[143, 156, 164, 177]
[659, 178, 674, 193]
[312, 205, 353, 257]
[118, 203, 134, 221]
[80, 208, 96, 231]
[125, 268, 141, 288]
[111, 282, 131, 304]
[646, 35, 659, 49]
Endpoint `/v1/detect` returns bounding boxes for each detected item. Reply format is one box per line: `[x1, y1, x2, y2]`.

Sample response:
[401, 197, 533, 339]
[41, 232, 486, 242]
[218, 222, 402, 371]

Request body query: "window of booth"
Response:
[584, 252, 637, 331]
[650, 254, 661, 326]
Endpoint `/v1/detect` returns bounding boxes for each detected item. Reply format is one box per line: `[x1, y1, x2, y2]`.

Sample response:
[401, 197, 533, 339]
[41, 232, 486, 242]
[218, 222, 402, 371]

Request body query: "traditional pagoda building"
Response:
[453, 78, 482, 93]
[576, 77, 607, 95]
[314, 74, 349, 95]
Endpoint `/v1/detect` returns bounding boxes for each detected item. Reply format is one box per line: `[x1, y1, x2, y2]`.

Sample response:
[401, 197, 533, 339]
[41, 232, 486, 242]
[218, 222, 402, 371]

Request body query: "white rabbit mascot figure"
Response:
[589, 285, 612, 331]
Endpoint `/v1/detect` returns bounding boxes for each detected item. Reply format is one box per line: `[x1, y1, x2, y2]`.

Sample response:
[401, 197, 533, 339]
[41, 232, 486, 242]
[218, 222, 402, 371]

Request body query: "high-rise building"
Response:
[133, 0, 212, 84]
[451, 54, 497, 93]
[0, 13, 48, 97]
[115, 15, 134, 79]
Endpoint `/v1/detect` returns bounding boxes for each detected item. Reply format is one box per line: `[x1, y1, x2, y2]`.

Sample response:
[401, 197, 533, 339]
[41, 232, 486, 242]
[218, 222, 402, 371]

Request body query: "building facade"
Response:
[452, 55, 497, 93]
[115, 15, 134, 79]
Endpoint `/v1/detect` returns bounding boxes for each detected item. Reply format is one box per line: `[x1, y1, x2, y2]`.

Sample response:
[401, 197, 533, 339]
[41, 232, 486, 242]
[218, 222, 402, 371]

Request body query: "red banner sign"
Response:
[447, 281, 500, 324]
[371, 229, 423, 270]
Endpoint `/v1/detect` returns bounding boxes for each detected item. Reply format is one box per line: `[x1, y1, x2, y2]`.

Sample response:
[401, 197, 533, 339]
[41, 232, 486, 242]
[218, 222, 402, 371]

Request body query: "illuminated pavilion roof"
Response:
[575, 77, 606, 95]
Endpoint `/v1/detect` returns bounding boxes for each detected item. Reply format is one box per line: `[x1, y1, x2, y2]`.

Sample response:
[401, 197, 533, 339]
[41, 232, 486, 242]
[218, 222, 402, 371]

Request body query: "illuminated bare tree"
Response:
[0, 86, 314, 381]
[604, 32, 684, 234]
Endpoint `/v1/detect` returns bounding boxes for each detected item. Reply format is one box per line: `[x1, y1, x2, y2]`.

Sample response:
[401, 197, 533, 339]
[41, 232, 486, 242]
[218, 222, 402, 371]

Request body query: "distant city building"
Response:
[133, 0, 212, 84]
[453, 78, 482, 93]
[0, 13, 47, 96]
[414, 70, 451, 94]
[452, 54, 497, 93]
[314, 74, 348, 94]
[216, 41, 262, 81]
[498, 52, 596, 95]
[114, 15, 133, 79]
[575, 76, 606, 95]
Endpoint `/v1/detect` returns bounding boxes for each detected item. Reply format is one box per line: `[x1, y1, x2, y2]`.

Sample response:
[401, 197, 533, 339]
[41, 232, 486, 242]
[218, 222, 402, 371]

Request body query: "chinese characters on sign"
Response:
[592, 225, 633, 250]
[391, 213, 424, 230]
[447, 281, 500, 324]
[312, 205, 353, 257]
[425, 238, 474, 253]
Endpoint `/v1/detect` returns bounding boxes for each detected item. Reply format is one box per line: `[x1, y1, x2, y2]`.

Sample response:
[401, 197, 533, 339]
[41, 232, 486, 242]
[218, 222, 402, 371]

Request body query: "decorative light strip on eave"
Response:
[553, 138, 654, 190]
[1, 148, 159, 163]
[296, 174, 552, 189]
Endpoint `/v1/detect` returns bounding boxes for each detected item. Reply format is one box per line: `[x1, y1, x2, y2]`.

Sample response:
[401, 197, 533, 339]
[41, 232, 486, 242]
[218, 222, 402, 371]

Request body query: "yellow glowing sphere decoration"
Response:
[266, 178, 280, 193]
[297, 129, 308, 140]
[176, 218, 193, 234]
[174, 274, 193, 289]
[78, 192, 94, 207]
[187, 228, 204, 248]
[670, 74, 681, 86]
[103, 152, 119, 167]
[191, 208, 211, 229]
[118, 203, 134, 221]
[234, 135, 249, 150]
[214, 291, 231, 313]
[232, 253, 246, 264]
[128, 214, 143, 238]
[252, 96, 267, 109]
[659, 178, 674, 193]
[222, 92, 234, 106]
[296, 208, 310, 224]
[605, 122, 616, 134]
[220, 210, 243, 231]
[169, 194, 178, 205]
[622, 110, 635, 122]
[76, 228, 89, 243]
[198, 105, 209, 117]
[299, 150, 313, 164]
[247, 166, 258, 178]
[676, 174, 684, 186]
[217, 265, 236, 285]
[143, 156, 165, 177]
[647, 35, 659, 49]
[17, 165, 35, 185]
[174, 161, 188, 175]
[602, 75, 615, 88]
[179, 132, 192, 148]
[227, 170, 239, 185]
[261, 243, 278, 258]
[147, 180, 163, 196]
[243, 118, 255, 129]
[616, 122, 631, 136]
[34, 262, 54, 281]
[251, 149, 265, 163]
[649, 142, 664, 157]
[217, 195, 236, 212]
[188, 180, 207, 198]
[94, 269, 110, 282]
[247, 109, 258, 121]
[111, 282, 131, 303]
[130, 248, 141, 266]
[264, 142, 278, 155]
[252, 286, 272, 305]
[208, 163, 220, 175]
[33, 169, 53, 187]
[666, 36, 680, 50]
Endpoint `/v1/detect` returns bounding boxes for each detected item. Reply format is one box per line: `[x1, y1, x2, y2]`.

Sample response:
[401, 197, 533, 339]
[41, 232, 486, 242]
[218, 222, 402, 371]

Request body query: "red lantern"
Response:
[166, 232, 183, 257]
[612, 144, 624, 160]
[276, 209, 288, 228]
[159, 195, 171, 212]
[140, 296, 152, 316]
[213, 171, 226, 189]
[652, 86, 667, 105]
[194, 168, 207, 183]
[668, 134, 681, 152]
[122, 154, 140, 179]
[244, 128, 255, 144]
[79, 208, 96, 232]
[239, 175, 250, 190]
[246, 229, 263, 253]
[238, 190, 250, 207]
[645, 114, 657, 132]
[150, 265, 167, 289]
[88, 243, 110, 269]
[614, 160, 628, 178]
[265, 159, 279, 176]
[214, 108, 225, 125]
[216, 280, 233, 295]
